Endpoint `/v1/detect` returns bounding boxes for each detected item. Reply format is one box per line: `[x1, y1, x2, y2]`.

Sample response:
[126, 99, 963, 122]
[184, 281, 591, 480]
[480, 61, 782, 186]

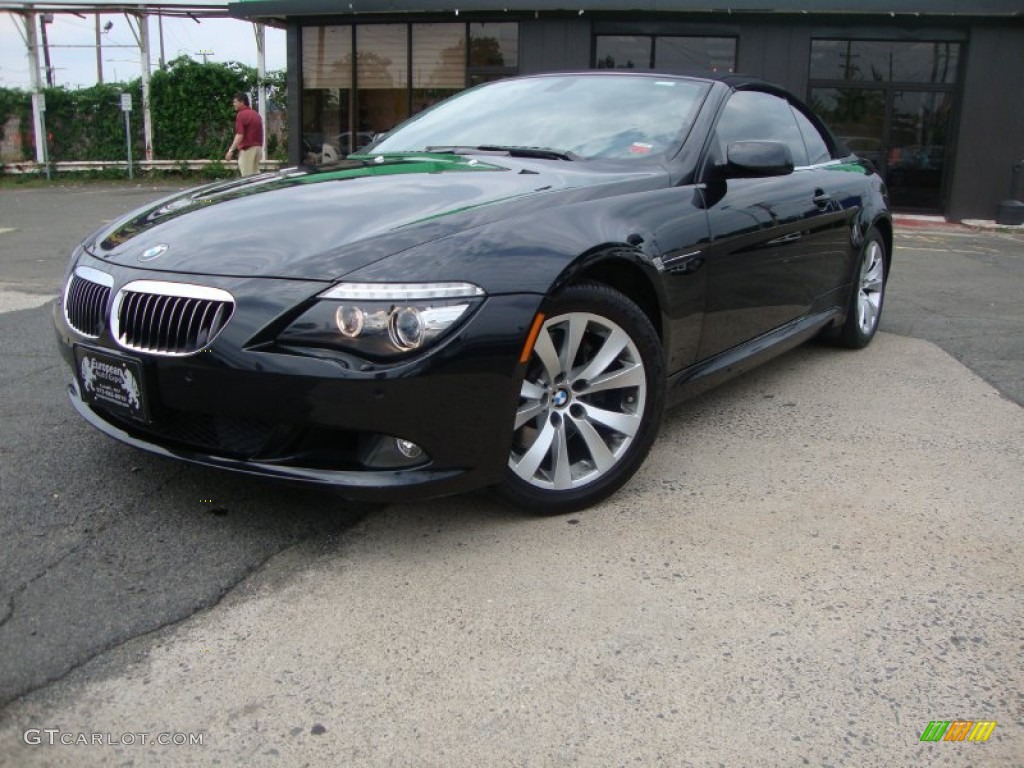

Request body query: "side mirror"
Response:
[724, 141, 794, 178]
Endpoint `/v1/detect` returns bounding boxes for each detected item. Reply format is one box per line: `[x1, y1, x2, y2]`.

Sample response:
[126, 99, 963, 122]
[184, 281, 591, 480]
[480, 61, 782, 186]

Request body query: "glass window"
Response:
[791, 106, 832, 165]
[469, 22, 518, 68]
[656, 37, 736, 73]
[809, 87, 886, 167]
[303, 25, 352, 89]
[357, 25, 410, 136]
[412, 24, 465, 115]
[714, 91, 809, 167]
[373, 75, 709, 160]
[595, 36, 652, 70]
[301, 22, 519, 163]
[810, 40, 960, 84]
[301, 26, 353, 161]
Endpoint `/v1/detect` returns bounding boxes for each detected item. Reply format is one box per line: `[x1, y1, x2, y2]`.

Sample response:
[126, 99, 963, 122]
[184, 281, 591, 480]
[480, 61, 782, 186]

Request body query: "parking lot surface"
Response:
[0, 184, 1021, 766]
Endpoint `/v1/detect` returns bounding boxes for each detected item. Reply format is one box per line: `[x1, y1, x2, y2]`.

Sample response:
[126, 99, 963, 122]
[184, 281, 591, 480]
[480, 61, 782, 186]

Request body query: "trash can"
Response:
[997, 200, 1024, 226]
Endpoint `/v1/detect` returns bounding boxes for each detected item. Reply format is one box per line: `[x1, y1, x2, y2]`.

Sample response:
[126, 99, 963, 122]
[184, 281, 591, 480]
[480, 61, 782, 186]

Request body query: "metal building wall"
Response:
[949, 24, 1024, 221]
[519, 18, 592, 72]
[735, 19, 812, 97]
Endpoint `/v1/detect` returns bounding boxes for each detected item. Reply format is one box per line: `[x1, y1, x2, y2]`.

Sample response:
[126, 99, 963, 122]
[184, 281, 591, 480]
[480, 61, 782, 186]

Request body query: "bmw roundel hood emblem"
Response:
[139, 244, 169, 262]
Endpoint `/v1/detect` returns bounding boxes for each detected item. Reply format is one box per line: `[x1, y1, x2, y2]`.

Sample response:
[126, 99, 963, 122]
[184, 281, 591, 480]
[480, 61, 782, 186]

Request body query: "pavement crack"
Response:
[0, 595, 13, 629]
[0, 509, 372, 713]
[0, 468, 189, 635]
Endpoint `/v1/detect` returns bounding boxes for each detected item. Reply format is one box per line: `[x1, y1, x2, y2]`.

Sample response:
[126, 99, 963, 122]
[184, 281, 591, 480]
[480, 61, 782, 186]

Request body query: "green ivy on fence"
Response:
[0, 87, 32, 161]
[47, 82, 145, 161]
[0, 58, 287, 164]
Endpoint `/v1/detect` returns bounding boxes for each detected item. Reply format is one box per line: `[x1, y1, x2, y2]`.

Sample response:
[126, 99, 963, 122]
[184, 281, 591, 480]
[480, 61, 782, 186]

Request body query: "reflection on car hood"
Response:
[85, 154, 667, 281]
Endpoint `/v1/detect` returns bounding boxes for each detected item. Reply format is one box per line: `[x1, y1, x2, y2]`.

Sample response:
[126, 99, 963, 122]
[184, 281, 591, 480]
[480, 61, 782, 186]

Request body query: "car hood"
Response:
[85, 154, 668, 281]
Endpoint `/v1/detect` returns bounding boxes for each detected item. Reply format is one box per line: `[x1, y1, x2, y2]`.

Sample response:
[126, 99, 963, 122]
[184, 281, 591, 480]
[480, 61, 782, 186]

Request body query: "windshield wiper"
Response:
[424, 145, 577, 161]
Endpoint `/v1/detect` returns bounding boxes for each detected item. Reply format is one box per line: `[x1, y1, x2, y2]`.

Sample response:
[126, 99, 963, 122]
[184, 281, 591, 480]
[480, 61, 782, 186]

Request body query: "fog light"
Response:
[357, 433, 429, 468]
[395, 438, 423, 459]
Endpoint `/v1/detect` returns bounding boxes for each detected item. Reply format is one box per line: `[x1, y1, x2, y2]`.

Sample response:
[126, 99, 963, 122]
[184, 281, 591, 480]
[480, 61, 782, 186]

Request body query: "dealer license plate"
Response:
[74, 346, 150, 423]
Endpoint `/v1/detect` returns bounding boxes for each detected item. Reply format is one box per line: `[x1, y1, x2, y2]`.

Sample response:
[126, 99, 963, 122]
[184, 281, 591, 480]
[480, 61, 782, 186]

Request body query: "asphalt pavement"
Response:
[0, 184, 1021, 766]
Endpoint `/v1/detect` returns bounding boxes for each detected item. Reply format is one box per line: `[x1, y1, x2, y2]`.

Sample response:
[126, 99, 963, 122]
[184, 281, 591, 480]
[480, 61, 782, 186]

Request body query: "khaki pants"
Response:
[238, 146, 262, 177]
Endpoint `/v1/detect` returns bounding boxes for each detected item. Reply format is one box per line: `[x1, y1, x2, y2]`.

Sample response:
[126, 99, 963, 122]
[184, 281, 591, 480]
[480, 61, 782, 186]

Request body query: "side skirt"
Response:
[666, 308, 842, 407]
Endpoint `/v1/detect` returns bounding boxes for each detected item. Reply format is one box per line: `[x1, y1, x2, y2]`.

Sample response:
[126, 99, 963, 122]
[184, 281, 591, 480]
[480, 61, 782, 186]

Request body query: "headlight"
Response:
[278, 281, 486, 359]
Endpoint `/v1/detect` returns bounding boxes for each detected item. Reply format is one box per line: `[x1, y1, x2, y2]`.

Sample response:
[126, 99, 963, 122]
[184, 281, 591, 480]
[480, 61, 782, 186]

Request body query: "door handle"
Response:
[813, 189, 833, 208]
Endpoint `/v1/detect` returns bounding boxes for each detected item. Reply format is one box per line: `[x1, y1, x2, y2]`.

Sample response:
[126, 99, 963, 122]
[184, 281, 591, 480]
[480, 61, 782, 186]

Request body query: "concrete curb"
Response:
[895, 214, 1024, 233]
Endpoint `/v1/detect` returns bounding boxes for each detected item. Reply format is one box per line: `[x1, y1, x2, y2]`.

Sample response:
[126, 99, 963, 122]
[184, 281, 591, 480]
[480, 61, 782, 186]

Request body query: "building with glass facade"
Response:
[228, 0, 1024, 220]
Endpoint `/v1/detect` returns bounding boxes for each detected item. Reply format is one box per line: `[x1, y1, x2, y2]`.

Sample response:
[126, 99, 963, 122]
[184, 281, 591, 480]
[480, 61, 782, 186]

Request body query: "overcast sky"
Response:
[0, 6, 286, 89]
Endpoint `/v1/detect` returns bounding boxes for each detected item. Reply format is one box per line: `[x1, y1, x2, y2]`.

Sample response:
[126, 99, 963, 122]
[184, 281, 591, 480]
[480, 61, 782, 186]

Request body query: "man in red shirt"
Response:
[225, 92, 264, 176]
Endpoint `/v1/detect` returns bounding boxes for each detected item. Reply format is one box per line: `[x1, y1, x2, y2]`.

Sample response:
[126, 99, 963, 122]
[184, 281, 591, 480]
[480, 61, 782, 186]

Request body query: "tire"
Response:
[497, 281, 665, 514]
[835, 229, 887, 349]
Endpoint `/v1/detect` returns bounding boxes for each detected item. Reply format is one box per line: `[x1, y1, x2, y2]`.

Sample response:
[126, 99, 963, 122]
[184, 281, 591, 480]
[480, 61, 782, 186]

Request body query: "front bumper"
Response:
[54, 258, 543, 502]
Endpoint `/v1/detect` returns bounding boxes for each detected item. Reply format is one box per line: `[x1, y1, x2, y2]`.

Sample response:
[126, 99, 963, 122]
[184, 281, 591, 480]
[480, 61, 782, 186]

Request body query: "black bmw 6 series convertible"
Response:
[54, 72, 891, 513]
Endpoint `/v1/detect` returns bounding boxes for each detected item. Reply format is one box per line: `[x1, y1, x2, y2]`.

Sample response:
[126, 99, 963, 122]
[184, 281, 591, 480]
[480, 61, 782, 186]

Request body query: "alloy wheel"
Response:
[510, 311, 647, 491]
[857, 239, 885, 336]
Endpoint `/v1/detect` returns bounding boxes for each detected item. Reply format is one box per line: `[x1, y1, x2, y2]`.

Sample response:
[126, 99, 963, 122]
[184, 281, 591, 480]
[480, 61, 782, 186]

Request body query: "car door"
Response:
[695, 88, 842, 361]
[788, 101, 862, 304]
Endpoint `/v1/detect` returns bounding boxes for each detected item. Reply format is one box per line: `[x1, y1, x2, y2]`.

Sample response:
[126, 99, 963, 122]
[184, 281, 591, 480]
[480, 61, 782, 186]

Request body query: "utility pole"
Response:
[138, 13, 153, 161]
[123, 11, 154, 162]
[255, 23, 266, 162]
[18, 11, 47, 165]
[158, 13, 165, 68]
[95, 15, 103, 84]
[39, 13, 54, 87]
[196, 49, 214, 64]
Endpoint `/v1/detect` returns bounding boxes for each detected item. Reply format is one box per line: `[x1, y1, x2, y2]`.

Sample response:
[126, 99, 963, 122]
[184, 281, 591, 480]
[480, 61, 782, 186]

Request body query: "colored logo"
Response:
[139, 244, 169, 262]
[920, 721, 996, 742]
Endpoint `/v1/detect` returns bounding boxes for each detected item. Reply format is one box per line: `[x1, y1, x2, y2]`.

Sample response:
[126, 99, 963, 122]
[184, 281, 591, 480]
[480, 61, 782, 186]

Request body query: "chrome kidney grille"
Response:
[112, 280, 235, 356]
[64, 267, 113, 338]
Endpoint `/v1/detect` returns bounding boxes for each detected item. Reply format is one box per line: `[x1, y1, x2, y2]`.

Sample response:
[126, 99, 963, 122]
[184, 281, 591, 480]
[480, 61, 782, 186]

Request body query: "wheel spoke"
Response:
[575, 328, 628, 383]
[860, 294, 879, 332]
[861, 245, 884, 285]
[520, 379, 546, 400]
[579, 402, 641, 437]
[551, 419, 572, 489]
[583, 361, 645, 395]
[562, 314, 588, 376]
[513, 417, 556, 480]
[570, 412, 616, 472]
[515, 400, 547, 430]
[532, 325, 562, 382]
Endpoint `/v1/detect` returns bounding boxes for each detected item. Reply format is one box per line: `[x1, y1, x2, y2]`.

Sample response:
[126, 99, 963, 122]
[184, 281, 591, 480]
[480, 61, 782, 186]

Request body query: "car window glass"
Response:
[713, 90, 809, 167]
[791, 105, 833, 165]
[371, 75, 710, 160]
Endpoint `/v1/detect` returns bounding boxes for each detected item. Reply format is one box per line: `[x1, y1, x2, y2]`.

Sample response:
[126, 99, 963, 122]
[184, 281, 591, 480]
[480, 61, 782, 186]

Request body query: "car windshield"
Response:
[369, 74, 710, 161]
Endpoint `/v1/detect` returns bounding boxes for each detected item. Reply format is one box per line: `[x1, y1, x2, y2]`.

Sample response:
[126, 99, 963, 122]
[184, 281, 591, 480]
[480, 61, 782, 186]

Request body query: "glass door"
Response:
[811, 87, 955, 211]
[809, 39, 961, 213]
[887, 90, 954, 210]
